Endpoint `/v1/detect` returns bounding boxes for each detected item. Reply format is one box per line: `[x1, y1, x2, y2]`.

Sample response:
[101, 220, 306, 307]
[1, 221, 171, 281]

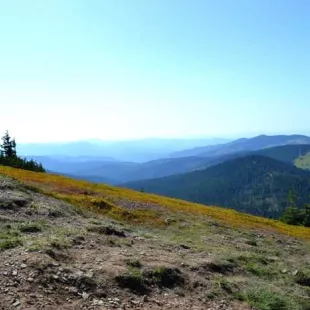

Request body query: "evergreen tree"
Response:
[280, 206, 303, 225]
[281, 188, 305, 225]
[1, 130, 16, 158]
[287, 188, 297, 209]
[0, 130, 45, 173]
[302, 204, 310, 227]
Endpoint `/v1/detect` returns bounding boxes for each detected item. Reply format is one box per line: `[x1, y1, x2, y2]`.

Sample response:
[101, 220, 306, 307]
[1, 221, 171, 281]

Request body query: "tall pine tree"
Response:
[1, 131, 16, 158]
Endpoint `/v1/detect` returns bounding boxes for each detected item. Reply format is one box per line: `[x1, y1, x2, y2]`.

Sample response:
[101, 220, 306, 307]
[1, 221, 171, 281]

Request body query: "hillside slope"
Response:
[171, 134, 310, 158]
[256, 144, 310, 165]
[2, 166, 310, 309]
[295, 151, 310, 171]
[124, 155, 310, 218]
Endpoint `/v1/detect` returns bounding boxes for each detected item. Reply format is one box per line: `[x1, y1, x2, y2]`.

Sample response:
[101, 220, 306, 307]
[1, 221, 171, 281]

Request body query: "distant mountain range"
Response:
[170, 134, 310, 158]
[123, 154, 310, 218]
[19, 137, 228, 162]
[23, 134, 310, 218]
[28, 134, 310, 185]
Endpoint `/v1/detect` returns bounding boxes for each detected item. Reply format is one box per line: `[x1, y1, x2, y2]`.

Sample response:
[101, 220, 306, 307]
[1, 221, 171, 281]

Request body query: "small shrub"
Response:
[87, 225, 126, 237]
[0, 238, 22, 251]
[245, 262, 274, 278]
[116, 267, 148, 294]
[245, 287, 291, 310]
[246, 239, 258, 246]
[151, 267, 185, 288]
[48, 209, 64, 217]
[50, 237, 72, 249]
[19, 222, 42, 233]
[201, 259, 236, 275]
[76, 275, 97, 291]
[90, 198, 114, 211]
[205, 291, 217, 300]
[218, 279, 238, 294]
[295, 271, 310, 287]
[126, 259, 142, 268]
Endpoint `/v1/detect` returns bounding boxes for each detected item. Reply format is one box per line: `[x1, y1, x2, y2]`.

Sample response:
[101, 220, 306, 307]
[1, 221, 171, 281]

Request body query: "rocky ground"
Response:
[0, 175, 309, 309]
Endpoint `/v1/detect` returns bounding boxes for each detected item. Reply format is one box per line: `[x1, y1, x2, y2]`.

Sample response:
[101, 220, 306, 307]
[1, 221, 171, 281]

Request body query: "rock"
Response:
[94, 289, 107, 298]
[12, 270, 18, 276]
[20, 264, 27, 269]
[27, 277, 34, 282]
[68, 287, 78, 294]
[292, 270, 299, 276]
[130, 300, 140, 305]
[82, 292, 90, 300]
[92, 299, 105, 306]
[12, 300, 21, 307]
[133, 236, 145, 241]
[0, 191, 29, 210]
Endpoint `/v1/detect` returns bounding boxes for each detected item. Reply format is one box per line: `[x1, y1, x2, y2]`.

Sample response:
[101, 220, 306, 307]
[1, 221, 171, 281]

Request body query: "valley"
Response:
[23, 135, 310, 221]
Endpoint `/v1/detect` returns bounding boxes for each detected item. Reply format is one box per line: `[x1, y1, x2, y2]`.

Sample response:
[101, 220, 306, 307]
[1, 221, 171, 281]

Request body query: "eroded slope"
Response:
[0, 171, 310, 309]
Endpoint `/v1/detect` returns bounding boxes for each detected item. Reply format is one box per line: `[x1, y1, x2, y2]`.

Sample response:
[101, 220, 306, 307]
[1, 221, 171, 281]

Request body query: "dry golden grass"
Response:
[1, 165, 310, 239]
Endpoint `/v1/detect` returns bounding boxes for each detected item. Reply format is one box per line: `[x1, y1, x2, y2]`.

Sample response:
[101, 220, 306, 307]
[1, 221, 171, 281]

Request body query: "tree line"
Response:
[280, 189, 310, 227]
[0, 131, 45, 172]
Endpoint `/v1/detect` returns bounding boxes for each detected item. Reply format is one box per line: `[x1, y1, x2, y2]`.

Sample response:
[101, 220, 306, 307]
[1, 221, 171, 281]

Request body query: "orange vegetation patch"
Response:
[1, 165, 310, 239]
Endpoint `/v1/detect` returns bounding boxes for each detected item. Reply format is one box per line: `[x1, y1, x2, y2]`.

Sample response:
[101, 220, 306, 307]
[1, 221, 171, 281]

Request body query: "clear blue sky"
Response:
[1, 0, 309, 142]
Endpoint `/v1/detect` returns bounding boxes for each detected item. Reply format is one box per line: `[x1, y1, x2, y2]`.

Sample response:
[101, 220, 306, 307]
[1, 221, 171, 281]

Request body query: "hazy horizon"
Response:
[13, 131, 310, 146]
[1, 1, 309, 143]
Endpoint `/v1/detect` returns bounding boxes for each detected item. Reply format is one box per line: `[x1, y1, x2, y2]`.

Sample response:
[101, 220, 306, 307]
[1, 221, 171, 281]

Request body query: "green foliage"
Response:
[245, 262, 274, 278]
[116, 267, 147, 294]
[302, 204, 310, 227]
[280, 207, 304, 225]
[244, 287, 292, 310]
[0, 238, 22, 251]
[151, 267, 185, 288]
[0, 229, 22, 251]
[1, 130, 16, 157]
[0, 130, 45, 172]
[19, 222, 43, 233]
[281, 202, 310, 227]
[126, 259, 142, 268]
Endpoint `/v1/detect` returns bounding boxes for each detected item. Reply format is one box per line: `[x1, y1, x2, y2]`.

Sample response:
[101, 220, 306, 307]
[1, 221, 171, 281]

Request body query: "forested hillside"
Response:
[256, 144, 310, 164]
[124, 155, 310, 218]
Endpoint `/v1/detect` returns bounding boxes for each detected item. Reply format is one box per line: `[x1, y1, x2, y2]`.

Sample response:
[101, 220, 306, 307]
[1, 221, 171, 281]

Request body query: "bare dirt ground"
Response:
[0, 175, 307, 309]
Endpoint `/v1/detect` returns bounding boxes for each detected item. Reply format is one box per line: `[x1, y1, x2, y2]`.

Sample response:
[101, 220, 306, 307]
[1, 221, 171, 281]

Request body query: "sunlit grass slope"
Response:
[1, 165, 310, 239]
[295, 151, 310, 171]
